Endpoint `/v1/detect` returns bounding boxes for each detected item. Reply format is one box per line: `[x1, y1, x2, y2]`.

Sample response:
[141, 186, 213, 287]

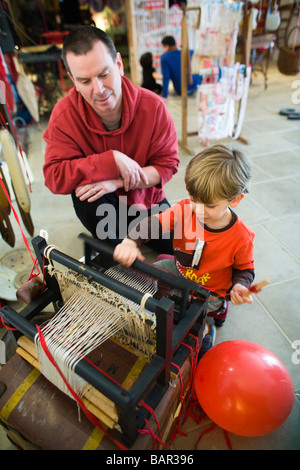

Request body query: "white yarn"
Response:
[48, 265, 158, 359]
[34, 291, 128, 400]
[43, 244, 58, 262]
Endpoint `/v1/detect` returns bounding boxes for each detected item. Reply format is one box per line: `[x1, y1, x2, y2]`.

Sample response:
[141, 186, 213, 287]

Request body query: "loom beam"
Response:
[34, 235, 166, 314]
[79, 233, 205, 317]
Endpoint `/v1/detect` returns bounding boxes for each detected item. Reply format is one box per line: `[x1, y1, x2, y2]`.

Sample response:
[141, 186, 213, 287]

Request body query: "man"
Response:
[161, 35, 198, 100]
[43, 26, 179, 253]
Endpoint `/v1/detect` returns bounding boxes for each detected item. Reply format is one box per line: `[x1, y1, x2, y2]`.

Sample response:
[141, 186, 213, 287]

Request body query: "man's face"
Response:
[66, 41, 124, 119]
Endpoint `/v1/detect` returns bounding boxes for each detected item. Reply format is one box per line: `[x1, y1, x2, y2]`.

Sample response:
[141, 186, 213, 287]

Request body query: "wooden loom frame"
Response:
[179, 5, 201, 155]
[0, 234, 208, 446]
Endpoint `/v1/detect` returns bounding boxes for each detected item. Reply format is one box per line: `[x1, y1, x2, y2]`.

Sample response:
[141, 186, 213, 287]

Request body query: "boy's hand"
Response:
[113, 238, 145, 267]
[230, 283, 253, 305]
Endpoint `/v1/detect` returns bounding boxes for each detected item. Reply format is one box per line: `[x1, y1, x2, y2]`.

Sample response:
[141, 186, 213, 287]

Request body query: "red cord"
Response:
[36, 325, 128, 450]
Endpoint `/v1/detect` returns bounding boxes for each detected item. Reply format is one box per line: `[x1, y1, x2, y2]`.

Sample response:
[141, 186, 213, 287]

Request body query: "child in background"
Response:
[140, 52, 162, 95]
[114, 145, 255, 333]
[160, 35, 198, 99]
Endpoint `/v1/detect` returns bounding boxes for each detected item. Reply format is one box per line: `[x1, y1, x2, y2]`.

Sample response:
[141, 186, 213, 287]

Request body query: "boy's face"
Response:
[189, 194, 244, 226]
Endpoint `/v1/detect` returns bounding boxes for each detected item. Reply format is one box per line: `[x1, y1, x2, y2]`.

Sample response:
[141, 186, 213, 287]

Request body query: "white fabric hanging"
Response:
[197, 64, 251, 145]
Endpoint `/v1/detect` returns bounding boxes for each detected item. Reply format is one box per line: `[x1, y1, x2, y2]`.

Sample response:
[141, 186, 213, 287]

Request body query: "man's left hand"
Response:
[75, 179, 123, 202]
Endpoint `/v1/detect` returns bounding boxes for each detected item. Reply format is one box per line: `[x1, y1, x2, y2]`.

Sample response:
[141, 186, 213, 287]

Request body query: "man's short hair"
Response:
[161, 36, 176, 47]
[185, 145, 252, 203]
[62, 25, 117, 74]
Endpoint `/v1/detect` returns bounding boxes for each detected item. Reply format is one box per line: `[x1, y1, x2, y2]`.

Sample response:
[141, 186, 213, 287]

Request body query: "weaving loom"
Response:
[0, 234, 209, 448]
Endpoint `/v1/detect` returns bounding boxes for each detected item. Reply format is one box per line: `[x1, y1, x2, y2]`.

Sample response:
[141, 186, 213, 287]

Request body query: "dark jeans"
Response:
[71, 191, 174, 254]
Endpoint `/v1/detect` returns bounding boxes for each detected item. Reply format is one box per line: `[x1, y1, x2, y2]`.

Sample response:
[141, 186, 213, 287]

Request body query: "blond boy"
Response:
[114, 145, 255, 327]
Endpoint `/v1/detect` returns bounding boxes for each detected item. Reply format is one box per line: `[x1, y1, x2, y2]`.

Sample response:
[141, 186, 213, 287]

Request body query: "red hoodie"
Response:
[43, 77, 179, 208]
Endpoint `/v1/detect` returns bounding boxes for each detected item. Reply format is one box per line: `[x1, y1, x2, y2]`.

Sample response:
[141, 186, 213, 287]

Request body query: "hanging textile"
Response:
[191, 0, 243, 73]
[133, 1, 186, 77]
[197, 64, 251, 146]
[133, 0, 168, 73]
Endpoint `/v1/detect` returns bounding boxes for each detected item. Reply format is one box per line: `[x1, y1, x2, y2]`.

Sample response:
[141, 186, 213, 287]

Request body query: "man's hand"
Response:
[75, 179, 123, 202]
[113, 150, 149, 191]
[230, 283, 253, 305]
[113, 238, 145, 267]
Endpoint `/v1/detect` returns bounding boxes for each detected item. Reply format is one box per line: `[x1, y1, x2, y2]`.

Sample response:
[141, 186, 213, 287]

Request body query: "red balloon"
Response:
[194, 340, 294, 436]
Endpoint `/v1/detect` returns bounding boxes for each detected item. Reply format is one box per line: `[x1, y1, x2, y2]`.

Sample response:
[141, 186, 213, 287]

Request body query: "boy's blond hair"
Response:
[185, 145, 251, 204]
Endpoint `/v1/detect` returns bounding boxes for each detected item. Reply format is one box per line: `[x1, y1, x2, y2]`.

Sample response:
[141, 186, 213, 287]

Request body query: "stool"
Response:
[250, 33, 276, 89]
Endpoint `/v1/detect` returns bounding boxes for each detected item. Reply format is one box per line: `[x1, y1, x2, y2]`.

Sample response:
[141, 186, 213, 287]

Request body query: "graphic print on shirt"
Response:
[175, 237, 207, 284]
